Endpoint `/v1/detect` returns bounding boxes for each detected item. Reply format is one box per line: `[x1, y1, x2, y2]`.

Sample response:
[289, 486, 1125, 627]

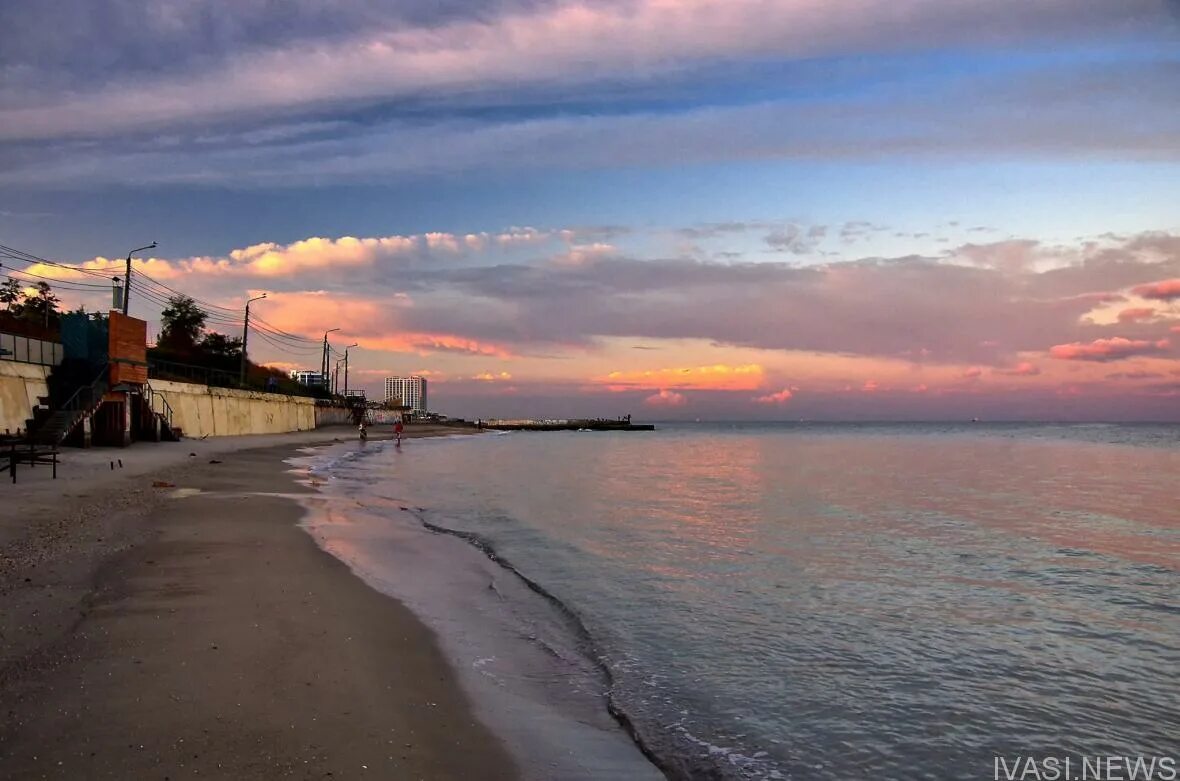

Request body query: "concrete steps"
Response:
[29, 408, 86, 446]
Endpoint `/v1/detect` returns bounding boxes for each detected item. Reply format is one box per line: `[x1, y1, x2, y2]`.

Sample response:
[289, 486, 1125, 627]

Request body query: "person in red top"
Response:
[394, 419, 404, 444]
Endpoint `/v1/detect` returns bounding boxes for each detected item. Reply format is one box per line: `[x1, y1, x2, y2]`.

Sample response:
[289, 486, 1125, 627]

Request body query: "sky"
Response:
[2, 0, 1180, 421]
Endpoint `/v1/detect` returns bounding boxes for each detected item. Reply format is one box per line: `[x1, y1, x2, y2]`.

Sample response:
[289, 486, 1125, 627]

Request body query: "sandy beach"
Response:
[0, 425, 518, 779]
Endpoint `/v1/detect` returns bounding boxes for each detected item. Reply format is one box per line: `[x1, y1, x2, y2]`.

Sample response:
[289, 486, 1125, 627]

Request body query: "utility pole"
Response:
[122, 242, 157, 315]
[343, 343, 358, 396]
[321, 327, 339, 392]
[240, 293, 267, 386]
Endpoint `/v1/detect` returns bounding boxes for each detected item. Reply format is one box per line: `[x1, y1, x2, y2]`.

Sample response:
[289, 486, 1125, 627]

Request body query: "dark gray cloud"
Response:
[2, 0, 1176, 149]
[5, 58, 1180, 189]
[764, 225, 823, 254]
[0, 0, 548, 88]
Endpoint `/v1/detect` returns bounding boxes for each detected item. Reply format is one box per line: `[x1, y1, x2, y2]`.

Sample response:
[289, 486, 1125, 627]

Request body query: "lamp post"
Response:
[122, 241, 158, 315]
[321, 328, 340, 391]
[240, 293, 267, 386]
[342, 343, 358, 397]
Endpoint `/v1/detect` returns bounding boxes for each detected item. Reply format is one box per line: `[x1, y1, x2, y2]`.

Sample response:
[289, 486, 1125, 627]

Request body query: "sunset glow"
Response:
[2, 1, 1178, 419]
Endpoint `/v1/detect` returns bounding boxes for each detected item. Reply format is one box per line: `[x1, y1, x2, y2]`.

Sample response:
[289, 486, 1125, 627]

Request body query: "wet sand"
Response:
[0, 426, 518, 779]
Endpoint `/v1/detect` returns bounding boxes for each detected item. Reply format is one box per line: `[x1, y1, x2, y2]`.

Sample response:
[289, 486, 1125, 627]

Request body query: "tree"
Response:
[0, 279, 22, 312]
[157, 294, 207, 354]
[200, 331, 243, 369]
[21, 281, 60, 327]
[66, 306, 108, 324]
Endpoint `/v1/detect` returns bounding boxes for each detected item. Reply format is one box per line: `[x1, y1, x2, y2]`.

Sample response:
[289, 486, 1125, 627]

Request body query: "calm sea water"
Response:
[300, 423, 1180, 780]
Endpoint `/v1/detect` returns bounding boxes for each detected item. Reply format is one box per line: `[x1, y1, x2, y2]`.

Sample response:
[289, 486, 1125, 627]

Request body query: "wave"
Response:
[406, 508, 756, 781]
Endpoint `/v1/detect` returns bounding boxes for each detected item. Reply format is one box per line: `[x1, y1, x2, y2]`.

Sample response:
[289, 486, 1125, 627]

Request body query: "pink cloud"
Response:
[1049, 337, 1169, 362]
[253, 291, 515, 358]
[597, 364, 765, 392]
[961, 366, 984, 379]
[1117, 306, 1157, 323]
[1132, 278, 1180, 301]
[69, 229, 560, 284]
[995, 361, 1041, 376]
[912, 383, 929, 393]
[550, 243, 617, 267]
[361, 333, 515, 358]
[754, 388, 794, 405]
[1106, 370, 1165, 380]
[862, 380, 880, 393]
[645, 389, 687, 407]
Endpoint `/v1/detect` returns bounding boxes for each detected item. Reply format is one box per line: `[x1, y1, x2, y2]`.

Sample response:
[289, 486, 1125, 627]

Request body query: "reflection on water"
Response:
[323, 424, 1180, 780]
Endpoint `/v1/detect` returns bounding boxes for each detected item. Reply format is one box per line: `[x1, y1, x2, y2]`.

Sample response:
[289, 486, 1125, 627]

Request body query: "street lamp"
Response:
[321, 328, 340, 391]
[122, 241, 158, 315]
[240, 293, 267, 386]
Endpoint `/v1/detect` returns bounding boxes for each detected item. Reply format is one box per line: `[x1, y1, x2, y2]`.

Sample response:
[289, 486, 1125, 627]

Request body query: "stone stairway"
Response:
[28, 408, 87, 446]
[28, 366, 108, 446]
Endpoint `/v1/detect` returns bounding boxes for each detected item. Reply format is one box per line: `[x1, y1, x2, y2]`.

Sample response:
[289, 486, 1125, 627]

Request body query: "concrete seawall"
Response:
[152, 380, 352, 438]
[1, 362, 50, 436]
[313, 405, 354, 428]
[3, 371, 356, 440]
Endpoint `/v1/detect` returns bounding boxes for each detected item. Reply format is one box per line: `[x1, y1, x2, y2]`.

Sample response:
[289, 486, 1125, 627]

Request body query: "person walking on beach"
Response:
[358, 421, 367, 441]
[394, 419, 404, 444]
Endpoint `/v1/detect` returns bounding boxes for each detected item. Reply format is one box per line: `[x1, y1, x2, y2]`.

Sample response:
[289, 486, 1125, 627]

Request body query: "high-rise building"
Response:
[290, 369, 327, 388]
[384, 376, 428, 413]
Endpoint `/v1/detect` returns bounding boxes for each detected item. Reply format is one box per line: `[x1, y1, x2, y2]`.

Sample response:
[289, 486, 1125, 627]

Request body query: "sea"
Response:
[292, 423, 1180, 780]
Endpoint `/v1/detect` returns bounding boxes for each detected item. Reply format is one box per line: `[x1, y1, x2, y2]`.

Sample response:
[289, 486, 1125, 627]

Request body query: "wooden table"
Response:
[3, 441, 59, 483]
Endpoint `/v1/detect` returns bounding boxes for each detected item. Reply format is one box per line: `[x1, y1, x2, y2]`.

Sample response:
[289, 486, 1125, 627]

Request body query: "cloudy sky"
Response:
[3, 0, 1180, 420]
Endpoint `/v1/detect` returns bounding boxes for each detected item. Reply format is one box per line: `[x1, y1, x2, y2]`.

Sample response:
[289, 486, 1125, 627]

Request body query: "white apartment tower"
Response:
[384, 375, 428, 413]
[289, 369, 327, 388]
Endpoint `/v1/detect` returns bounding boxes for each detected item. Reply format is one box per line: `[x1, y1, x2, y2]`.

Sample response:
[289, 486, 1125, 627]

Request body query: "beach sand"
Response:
[0, 425, 519, 779]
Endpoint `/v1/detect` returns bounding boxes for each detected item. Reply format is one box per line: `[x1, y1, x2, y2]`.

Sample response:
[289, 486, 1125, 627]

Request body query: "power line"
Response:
[250, 315, 322, 344]
[132, 276, 240, 317]
[4, 243, 342, 366]
[251, 322, 322, 348]
[128, 284, 239, 327]
[133, 269, 242, 314]
[0, 245, 116, 279]
[249, 329, 324, 358]
[0, 244, 246, 318]
[3, 268, 114, 291]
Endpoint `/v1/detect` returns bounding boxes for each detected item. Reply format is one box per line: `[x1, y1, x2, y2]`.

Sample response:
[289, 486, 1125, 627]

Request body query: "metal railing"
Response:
[148, 358, 238, 388]
[148, 357, 327, 399]
[144, 382, 175, 430]
[0, 332, 63, 367]
[59, 364, 110, 417]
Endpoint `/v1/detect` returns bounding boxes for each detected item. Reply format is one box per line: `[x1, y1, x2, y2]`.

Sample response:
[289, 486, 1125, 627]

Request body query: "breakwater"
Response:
[481, 418, 654, 432]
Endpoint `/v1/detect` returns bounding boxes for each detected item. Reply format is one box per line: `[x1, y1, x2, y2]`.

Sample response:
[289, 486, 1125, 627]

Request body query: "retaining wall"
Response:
[0, 361, 50, 436]
[314, 405, 354, 428]
[151, 380, 350, 438]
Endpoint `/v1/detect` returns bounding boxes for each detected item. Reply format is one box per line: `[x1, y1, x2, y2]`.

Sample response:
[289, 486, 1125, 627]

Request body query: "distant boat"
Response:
[972, 417, 980, 423]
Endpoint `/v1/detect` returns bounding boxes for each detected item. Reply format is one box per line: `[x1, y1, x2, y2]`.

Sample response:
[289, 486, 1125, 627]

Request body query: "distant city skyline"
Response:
[2, 1, 1179, 420]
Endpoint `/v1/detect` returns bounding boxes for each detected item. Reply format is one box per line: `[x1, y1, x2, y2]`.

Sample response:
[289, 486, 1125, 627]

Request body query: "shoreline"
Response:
[0, 426, 518, 779]
[291, 435, 669, 781]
